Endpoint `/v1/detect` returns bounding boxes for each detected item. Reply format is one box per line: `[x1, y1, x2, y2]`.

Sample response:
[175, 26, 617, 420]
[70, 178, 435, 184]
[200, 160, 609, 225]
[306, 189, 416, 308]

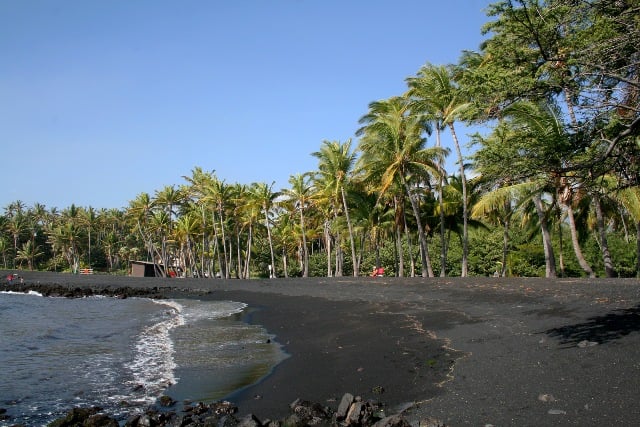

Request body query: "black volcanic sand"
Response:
[3, 271, 640, 426]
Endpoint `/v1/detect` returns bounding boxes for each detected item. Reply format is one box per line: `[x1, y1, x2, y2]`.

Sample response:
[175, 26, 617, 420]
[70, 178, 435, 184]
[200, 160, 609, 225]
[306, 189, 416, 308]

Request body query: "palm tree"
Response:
[203, 177, 232, 278]
[49, 221, 81, 273]
[126, 192, 157, 269]
[183, 167, 217, 276]
[0, 236, 9, 269]
[282, 173, 313, 277]
[248, 182, 279, 278]
[6, 213, 26, 268]
[233, 183, 258, 278]
[357, 96, 447, 277]
[407, 63, 472, 276]
[616, 185, 640, 277]
[16, 240, 43, 270]
[471, 110, 562, 278]
[4, 200, 26, 218]
[312, 140, 359, 276]
[472, 181, 520, 277]
[155, 185, 183, 232]
[174, 210, 202, 277]
[589, 179, 618, 278]
[80, 206, 98, 268]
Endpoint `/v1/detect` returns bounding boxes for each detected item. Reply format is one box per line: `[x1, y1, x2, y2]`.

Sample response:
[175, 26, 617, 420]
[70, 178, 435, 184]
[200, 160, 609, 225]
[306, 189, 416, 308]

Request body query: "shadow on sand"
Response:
[545, 304, 640, 347]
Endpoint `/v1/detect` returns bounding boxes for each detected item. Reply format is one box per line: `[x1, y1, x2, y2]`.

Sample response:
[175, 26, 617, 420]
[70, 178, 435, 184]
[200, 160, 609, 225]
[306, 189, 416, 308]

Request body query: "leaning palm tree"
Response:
[472, 107, 563, 278]
[357, 96, 447, 277]
[407, 63, 471, 276]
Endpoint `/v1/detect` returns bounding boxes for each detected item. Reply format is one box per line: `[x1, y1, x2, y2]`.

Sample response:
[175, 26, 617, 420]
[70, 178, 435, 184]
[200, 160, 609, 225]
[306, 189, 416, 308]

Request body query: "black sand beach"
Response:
[3, 271, 640, 426]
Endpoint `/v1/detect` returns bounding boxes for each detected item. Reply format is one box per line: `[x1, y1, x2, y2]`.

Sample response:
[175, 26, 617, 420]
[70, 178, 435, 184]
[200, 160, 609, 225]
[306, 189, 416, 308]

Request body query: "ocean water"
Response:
[0, 291, 287, 427]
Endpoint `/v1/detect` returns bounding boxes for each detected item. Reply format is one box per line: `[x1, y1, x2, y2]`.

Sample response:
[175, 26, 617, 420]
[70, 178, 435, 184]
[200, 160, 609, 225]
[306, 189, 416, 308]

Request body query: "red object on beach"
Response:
[371, 267, 384, 277]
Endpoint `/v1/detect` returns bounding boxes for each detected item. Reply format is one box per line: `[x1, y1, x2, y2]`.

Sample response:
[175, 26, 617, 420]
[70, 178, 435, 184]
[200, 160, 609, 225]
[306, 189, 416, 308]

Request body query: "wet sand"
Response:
[3, 271, 640, 425]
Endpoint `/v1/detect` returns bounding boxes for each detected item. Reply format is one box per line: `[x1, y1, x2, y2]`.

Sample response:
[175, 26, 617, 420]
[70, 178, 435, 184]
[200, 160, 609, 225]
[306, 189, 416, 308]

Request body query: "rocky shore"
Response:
[45, 392, 442, 427]
[3, 271, 640, 426]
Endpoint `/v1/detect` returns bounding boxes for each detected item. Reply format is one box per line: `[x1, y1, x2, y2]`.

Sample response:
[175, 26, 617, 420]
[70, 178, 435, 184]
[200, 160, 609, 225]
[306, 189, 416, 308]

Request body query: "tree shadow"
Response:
[544, 304, 640, 347]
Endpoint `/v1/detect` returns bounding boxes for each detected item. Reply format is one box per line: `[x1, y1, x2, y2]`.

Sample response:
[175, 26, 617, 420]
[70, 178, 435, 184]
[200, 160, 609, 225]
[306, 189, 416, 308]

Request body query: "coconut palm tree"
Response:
[126, 192, 158, 271]
[248, 181, 279, 278]
[174, 210, 202, 277]
[16, 240, 43, 270]
[203, 177, 232, 278]
[49, 220, 81, 273]
[357, 96, 447, 277]
[616, 185, 640, 277]
[0, 236, 9, 269]
[281, 173, 313, 277]
[471, 107, 562, 278]
[233, 183, 258, 278]
[407, 63, 472, 276]
[183, 167, 216, 275]
[80, 206, 98, 268]
[6, 212, 27, 268]
[312, 140, 359, 276]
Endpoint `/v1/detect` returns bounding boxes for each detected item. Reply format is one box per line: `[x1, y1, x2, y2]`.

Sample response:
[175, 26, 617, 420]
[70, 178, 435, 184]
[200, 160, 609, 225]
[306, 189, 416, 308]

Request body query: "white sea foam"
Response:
[124, 299, 185, 405]
[0, 290, 43, 297]
[180, 300, 247, 322]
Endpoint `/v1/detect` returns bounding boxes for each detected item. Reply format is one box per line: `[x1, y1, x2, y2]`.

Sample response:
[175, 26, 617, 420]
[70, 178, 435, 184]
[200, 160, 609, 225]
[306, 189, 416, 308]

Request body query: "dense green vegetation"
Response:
[2, 0, 639, 278]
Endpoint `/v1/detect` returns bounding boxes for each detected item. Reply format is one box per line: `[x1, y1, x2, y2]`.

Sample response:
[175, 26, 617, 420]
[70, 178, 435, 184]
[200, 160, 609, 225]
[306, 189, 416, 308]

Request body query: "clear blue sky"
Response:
[1, 0, 492, 211]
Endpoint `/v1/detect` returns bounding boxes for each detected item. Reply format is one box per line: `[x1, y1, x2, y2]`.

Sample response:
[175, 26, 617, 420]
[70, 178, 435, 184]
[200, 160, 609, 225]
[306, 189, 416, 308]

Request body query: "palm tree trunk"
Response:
[448, 124, 468, 277]
[324, 221, 332, 277]
[565, 204, 595, 277]
[636, 221, 640, 278]
[533, 195, 557, 278]
[395, 224, 404, 277]
[245, 222, 253, 279]
[332, 210, 343, 277]
[593, 194, 616, 277]
[501, 219, 509, 277]
[334, 229, 343, 277]
[403, 209, 416, 277]
[281, 248, 288, 278]
[558, 221, 565, 277]
[263, 203, 276, 278]
[299, 208, 309, 277]
[403, 180, 434, 277]
[435, 127, 447, 277]
[341, 186, 359, 276]
[218, 205, 230, 279]
[392, 196, 404, 277]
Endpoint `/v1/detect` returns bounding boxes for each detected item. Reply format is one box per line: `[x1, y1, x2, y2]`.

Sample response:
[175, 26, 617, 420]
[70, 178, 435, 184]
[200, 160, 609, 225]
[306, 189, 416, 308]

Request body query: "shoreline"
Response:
[3, 271, 640, 425]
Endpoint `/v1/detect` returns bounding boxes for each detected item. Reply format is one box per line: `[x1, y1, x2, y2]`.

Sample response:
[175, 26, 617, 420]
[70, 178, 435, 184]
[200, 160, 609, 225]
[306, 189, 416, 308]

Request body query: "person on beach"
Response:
[370, 267, 384, 277]
[6, 273, 20, 284]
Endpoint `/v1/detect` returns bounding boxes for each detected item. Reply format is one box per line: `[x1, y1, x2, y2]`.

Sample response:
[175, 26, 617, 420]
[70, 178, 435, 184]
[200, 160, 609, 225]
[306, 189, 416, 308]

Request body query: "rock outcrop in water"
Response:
[42, 394, 445, 427]
[0, 282, 169, 299]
